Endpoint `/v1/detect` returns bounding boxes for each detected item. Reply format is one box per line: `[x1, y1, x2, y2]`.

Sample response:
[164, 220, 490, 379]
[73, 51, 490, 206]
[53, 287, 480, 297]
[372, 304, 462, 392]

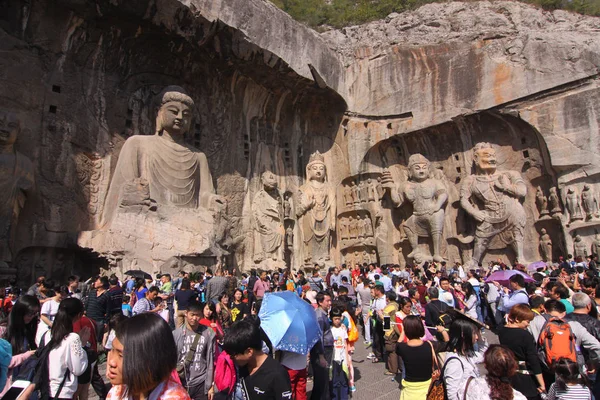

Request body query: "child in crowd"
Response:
[122, 295, 132, 317]
[103, 313, 128, 351]
[547, 358, 592, 400]
[330, 307, 352, 400]
[155, 298, 169, 323]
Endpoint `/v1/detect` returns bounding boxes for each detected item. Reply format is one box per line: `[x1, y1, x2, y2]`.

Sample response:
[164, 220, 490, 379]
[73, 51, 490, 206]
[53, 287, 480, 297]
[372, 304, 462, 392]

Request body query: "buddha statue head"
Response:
[306, 151, 327, 183]
[473, 142, 497, 174]
[261, 171, 278, 191]
[0, 109, 20, 150]
[155, 86, 195, 138]
[407, 154, 430, 182]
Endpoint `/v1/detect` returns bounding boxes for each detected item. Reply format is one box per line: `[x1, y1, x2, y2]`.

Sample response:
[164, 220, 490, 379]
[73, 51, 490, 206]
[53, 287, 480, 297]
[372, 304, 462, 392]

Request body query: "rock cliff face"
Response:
[322, 1, 600, 263]
[0, 0, 599, 281]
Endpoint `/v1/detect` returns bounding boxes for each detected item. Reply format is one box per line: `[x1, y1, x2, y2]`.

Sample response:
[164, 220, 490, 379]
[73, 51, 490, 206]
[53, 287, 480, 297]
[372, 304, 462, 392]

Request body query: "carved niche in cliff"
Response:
[79, 86, 228, 271]
[359, 112, 562, 267]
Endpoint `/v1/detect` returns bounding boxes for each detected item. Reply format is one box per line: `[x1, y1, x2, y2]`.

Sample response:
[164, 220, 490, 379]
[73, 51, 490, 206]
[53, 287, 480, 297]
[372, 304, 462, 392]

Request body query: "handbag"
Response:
[463, 376, 474, 400]
[426, 341, 444, 400]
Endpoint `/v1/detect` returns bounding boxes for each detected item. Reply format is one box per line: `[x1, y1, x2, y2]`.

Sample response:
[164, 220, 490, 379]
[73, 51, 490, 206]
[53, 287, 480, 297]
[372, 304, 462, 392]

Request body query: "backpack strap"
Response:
[40, 330, 50, 348]
[184, 332, 202, 367]
[53, 368, 70, 400]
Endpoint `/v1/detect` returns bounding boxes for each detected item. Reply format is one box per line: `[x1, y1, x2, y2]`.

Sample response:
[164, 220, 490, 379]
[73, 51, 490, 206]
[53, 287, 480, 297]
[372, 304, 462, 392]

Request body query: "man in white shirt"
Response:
[370, 285, 387, 362]
[438, 277, 456, 308]
[494, 274, 529, 314]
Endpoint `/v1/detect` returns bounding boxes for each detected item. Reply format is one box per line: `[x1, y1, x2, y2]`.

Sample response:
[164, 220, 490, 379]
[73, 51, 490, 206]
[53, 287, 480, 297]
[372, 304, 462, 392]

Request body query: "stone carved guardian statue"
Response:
[363, 215, 374, 237]
[350, 181, 359, 205]
[581, 184, 599, 221]
[565, 186, 584, 224]
[349, 216, 358, 239]
[539, 228, 552, 262]
[359, 181, 368, 203]
[536, 186, 550, 219]
[343, 185, 353, 206]
[548, 187, 562, 216]
[382, 154, 448, 263]
[296, 152, 336, 263]
[252, 171, 284, 263]
[339, 217, 350, 240]
[102, 86, 225, 225]
[460, 142, 527, 267]
[367, 178, 378, 202]
[573, 234, 588, 259]
[283, 192, 292, 220]
[0, 109, 34, 264]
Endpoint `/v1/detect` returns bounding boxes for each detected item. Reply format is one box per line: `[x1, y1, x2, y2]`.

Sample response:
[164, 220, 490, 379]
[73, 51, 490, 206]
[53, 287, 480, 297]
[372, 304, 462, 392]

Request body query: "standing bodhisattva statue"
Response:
[296, 152, 336, 263]
[102, 86, 224, 226]
[460, 142, 527, 266]
[382, 154, 448, 263]
[0, 109, 34, 263]
[252, 171, 284, 263]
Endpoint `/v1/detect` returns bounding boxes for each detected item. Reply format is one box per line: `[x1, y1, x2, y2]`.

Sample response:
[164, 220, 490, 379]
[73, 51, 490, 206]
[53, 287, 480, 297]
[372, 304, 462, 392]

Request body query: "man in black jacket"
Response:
[566, 292, 600, 340]
[424, 286, 450, 339]
[106, 275, 124, 318]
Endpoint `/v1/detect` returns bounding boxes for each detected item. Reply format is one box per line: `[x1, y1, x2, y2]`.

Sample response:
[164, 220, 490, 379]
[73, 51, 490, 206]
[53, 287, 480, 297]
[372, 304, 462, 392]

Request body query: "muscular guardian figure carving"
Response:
[382, 154, 447, 263]
[460, 142, 527, 267]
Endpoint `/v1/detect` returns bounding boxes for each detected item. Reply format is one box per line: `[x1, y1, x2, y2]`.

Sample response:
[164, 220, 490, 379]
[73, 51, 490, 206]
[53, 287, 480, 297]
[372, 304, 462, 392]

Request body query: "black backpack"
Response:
[247, 276, 258, 292]
[14, 332, 70, 400]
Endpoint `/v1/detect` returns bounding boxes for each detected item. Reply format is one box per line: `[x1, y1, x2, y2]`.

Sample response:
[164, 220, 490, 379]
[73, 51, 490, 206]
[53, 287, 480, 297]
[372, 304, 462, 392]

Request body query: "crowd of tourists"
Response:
[0, 253, 599, 399]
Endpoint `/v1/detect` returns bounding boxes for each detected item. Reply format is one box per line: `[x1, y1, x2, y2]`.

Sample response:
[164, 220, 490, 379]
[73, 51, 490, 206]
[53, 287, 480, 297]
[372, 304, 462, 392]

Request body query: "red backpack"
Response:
[538, 317, 577, 367]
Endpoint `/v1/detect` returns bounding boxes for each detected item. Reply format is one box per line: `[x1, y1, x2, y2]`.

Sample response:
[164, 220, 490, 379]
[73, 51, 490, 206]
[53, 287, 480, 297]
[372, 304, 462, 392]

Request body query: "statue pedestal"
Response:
[78, 202, 220, 273]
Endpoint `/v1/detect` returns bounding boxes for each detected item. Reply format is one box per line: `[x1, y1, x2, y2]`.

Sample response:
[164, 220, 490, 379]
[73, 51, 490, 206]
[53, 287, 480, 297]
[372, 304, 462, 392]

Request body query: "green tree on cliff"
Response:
[272, 0, 600, 28]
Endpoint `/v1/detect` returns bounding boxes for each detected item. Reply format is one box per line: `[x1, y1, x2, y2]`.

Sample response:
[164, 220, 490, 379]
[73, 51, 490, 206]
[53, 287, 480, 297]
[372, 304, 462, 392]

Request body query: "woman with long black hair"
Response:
[443, 319, 488, 400]
[46, 298, 90, 399]
[0, 295, 40, 396]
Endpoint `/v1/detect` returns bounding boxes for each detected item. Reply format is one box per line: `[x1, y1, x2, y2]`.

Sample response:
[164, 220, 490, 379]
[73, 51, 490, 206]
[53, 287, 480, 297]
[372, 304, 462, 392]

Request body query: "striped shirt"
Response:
[547, 383, 591, 400]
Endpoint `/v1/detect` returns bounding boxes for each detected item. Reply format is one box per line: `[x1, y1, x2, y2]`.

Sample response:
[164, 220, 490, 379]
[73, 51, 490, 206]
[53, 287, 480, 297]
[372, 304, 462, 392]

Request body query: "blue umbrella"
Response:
[258, 291, 322, 355]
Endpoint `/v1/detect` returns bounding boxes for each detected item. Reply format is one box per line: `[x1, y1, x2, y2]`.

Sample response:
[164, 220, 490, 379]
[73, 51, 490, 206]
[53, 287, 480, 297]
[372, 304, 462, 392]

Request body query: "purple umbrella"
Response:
[484, 269, 535, 287]
[527, 261, 548, 272]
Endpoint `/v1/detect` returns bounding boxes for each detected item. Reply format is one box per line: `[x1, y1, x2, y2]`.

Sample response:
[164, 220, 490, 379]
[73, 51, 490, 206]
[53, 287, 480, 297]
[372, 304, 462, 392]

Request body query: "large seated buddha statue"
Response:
[102, 86, 223, 224]
[80, 86, 226, 270]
